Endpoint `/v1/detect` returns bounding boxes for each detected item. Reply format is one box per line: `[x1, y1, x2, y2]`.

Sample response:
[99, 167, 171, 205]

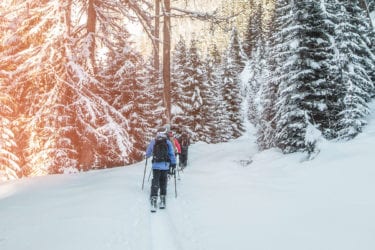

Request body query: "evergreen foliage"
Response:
[243, 1, 263, 58]
[1, 0, 375, 181]
[200, 52, 229, 143]
[334, 0, 374, 139]
[0, 89, 20, 181]
[220, 28, 246, 139]
[247, 0, 375, 153]
[171, 37, 191, 134]
[186, 38, 206, 141]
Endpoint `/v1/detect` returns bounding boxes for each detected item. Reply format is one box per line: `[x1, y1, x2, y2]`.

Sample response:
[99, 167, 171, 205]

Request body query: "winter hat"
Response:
[156, 127, 167, 138]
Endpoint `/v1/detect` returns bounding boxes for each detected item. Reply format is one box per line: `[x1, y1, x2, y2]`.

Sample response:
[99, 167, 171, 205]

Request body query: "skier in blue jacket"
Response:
[146, 127, 176, 211]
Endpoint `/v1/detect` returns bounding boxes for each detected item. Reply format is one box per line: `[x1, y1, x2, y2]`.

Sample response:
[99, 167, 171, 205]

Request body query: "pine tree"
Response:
[221, 29, 246, 139]
[253, 2, 285, 150]
[199, 52, 225, 143]
[98, 37, 150, 163]
[296, 0, 337, 141]
[0, 1, 81, 175]
[0, 0, 137, 176]
[271, 0, 311, 153]
[186, 38, 205, 141]
[205, 44, 231, 143]
[0, 89, 20, 181]
[171, 37, 190, 133]
[227, 27, 247, 72]
[243, 1, 263, 58]
[334, 0, 373, 139]
[140, 58, 165, 139]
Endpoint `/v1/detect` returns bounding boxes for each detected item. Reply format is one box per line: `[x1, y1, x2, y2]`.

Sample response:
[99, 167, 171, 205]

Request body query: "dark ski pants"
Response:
[151, 169, 168, 197]
[180, 149, 188, 167]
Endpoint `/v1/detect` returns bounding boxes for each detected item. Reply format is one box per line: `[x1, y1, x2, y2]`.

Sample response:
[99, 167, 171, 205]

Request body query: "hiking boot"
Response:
[150, 196, 157, 212]
[159, 195, 166, 209]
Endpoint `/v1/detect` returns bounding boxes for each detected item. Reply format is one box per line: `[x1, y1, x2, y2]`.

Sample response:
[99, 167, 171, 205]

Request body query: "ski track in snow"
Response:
[148, 174, 204, 250]
[150, 209, 181, 250]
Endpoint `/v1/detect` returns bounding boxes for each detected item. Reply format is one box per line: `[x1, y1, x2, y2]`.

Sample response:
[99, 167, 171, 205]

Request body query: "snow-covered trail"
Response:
[144, 134, 258, 250]
[1, 123, 375, 250]
[0, 132, 255, 250]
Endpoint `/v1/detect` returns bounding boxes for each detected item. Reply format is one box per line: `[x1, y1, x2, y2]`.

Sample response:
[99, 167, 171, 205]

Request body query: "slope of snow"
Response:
[1, 103, 375, 250]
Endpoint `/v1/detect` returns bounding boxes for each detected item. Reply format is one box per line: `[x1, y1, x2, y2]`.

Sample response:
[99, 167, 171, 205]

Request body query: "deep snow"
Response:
[1, 103, 375, 250]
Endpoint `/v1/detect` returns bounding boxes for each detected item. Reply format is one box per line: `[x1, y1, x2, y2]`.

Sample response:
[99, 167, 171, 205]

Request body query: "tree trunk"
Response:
[154, 0, 160, 83]
[65, 0, 72, 36]
[87, 0, 97, 74]
[163, 0, 171, 122]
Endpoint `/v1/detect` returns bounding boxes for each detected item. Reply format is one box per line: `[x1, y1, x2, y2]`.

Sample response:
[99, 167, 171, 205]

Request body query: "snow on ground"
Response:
[1, 104, 375, 250]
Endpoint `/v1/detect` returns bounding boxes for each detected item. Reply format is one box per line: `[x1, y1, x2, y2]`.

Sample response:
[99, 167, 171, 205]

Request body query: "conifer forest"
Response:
[0, 0, 374, 181]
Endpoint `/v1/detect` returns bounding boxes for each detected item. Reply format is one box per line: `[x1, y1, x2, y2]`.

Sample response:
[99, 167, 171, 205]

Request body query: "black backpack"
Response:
[152, 137, 169, 163]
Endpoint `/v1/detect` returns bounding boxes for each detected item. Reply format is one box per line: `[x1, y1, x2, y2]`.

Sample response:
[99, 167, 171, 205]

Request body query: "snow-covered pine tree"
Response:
[0, 0, 136, 176]
[357, 1, 375, 95]
[71, 1, 137, 171]
[220, 27, 245, 139]
[209, 43, 222, 66]
[171, 37, 191, 134]
[199, 51, 225, 143]
[0, 1, 81, 175]
[0, 89, 20, 181]
[98, 36, 151, 163]
[271, 0, 311, 153]
[256, 4, 278, 151]
[316, 0, 343, 140]
[141, 57, 165, 139]
[206, 44, 231, 143]
[294, 0, 337, 142]
[244, 4, 269, 128]
[243, 0, 263, 59]
[334, 0, 373, 139]
[227, 27, 247, 72]
[186, 38, 205, 141]
[0, 4, 21, 180]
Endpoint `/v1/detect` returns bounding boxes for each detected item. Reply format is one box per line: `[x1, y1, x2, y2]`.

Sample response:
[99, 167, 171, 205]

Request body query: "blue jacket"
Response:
[146, 138, 176, 170]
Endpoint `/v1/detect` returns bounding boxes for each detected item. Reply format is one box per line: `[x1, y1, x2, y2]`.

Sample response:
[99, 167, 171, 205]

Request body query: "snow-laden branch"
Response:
[170, 6, 244, 24]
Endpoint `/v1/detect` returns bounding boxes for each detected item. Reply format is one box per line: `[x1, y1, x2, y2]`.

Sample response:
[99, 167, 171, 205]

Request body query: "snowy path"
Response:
[1, 127, 375, 250]
[146, 173, 205, 250]
[150, 209, 182, 250]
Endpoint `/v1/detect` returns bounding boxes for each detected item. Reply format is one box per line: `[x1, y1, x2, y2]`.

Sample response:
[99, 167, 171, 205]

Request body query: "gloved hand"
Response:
[169, 164, 176, 175]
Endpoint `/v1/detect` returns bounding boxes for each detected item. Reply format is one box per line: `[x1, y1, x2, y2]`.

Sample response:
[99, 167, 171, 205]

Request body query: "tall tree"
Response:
[271, 0, 310, 153]
[202, 51, 230, 143]
[154, 0, 161, 84]
[0, 89, 20, 181]
[186, 38, 205, 140]
[220, 28, 246, 139]
[243, 1, 263, 58]
[171, 37, 190, 133]
[163, 0, 172, 122]
[334, 0, 373, 139]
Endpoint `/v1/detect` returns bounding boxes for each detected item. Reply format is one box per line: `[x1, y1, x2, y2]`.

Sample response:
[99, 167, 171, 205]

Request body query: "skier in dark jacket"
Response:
[146, 127, 176, 211]
[178, 131, 190, 168]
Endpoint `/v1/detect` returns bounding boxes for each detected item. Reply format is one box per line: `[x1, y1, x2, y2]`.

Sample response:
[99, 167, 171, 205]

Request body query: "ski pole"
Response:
[147, 166, 152, 182]
[176, 154, 181, 179]
[142, 158, 148, 190]
[174, 169, 177, 198]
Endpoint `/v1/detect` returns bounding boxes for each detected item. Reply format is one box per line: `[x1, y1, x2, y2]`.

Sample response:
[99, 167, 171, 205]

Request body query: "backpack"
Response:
[152, 137, 169, 163]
